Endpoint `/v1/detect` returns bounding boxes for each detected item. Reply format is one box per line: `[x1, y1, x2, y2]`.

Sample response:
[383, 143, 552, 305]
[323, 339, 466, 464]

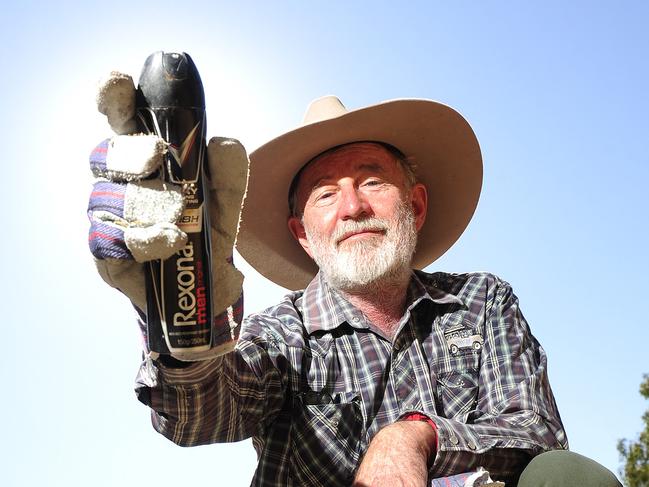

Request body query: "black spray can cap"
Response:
[136, 51, 205, 109]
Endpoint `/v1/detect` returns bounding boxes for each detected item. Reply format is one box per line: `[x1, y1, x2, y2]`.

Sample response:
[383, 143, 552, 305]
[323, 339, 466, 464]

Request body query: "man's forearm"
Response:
[354, 420, 437, 487]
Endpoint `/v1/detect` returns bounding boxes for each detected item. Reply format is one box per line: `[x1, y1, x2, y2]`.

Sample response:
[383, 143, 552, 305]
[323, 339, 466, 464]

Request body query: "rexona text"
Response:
[173, 242, 208, 326]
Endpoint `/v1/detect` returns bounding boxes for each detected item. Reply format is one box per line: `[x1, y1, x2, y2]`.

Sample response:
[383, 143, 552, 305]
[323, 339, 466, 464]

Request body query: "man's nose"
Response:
[338, 186, 371, 220]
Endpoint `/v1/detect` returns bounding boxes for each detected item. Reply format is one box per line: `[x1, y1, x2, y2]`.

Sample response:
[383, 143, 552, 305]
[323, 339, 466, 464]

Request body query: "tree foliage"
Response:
[618, 374, 649, 486]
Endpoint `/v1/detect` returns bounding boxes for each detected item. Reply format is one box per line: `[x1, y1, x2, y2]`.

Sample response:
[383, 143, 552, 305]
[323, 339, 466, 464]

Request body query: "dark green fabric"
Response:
[518, 450, 622, 487]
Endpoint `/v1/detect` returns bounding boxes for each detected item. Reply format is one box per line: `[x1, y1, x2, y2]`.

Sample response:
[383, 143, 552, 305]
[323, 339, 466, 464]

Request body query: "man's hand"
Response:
[353, 420, 437, 487]
[88, 71, 249, 360]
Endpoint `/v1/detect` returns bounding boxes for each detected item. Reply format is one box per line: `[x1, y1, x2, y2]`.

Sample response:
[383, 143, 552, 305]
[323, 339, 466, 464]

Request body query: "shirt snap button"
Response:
[468, 441, 477, 450]
[449, 435, 459, 445]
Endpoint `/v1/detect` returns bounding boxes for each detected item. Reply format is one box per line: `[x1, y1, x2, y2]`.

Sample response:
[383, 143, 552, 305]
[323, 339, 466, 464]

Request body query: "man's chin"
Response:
[326, 267, 411, 294]
[325, 254, 411, 291]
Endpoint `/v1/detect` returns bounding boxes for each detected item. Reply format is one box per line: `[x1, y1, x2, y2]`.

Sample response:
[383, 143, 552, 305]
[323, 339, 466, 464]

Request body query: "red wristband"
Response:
[401, 412, 437, 429]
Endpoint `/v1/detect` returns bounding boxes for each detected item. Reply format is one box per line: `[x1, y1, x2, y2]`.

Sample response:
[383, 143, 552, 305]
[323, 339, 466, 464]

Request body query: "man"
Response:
[88, 72, 621, 485]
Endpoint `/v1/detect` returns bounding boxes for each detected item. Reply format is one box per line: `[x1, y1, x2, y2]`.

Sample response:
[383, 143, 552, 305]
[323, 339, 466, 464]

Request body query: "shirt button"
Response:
[352, 317, 360, 323]
[468, 441, 477, 450]
[449, 435, 459, 445]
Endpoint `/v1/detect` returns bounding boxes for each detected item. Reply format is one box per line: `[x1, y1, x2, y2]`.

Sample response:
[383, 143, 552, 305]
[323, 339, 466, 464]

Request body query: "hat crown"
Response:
[302, 95, 348, 125]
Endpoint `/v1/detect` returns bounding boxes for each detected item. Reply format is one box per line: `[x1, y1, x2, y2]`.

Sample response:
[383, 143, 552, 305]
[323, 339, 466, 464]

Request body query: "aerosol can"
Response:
[136, 51, 212, 354]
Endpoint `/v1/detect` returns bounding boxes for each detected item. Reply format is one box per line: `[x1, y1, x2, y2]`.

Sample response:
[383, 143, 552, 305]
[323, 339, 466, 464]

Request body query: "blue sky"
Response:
[2, 1, 647, 485]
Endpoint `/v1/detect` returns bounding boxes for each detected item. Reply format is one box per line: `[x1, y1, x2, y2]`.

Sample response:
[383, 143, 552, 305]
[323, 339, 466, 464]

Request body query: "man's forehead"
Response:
[287, 141, 405, 216]
[300, 142, 397, 180]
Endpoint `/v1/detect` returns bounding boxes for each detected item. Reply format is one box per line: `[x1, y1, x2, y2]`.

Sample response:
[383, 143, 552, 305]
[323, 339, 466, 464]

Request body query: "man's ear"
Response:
[288, 216, 314, 259]
[410, 183, 427, 232]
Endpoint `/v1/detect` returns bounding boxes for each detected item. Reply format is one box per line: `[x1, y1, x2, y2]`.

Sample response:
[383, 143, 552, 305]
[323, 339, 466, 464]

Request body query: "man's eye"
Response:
[314, 190, 336, 202]
[363, 179, 383, 187]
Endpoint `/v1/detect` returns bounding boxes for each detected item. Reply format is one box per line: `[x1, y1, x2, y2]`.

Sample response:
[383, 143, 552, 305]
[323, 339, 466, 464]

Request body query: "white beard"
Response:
[304, 199, 418, 293]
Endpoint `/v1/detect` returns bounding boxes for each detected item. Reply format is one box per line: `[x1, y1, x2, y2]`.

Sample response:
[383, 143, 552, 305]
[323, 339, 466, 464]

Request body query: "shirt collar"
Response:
[410, 270, 465, 307]
[301, 270, 465, 336]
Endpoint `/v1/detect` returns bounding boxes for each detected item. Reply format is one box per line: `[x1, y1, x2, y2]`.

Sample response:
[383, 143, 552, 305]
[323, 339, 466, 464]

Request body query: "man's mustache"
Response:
[333, 218, 389, 245]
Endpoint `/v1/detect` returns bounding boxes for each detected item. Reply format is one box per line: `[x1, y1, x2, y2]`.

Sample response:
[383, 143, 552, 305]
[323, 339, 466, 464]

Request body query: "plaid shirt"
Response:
[135, 270, 568, 486]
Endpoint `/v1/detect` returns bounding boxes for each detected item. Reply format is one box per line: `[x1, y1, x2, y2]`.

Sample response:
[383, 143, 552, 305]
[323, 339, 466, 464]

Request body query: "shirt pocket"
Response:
[435, 370, 479, 423]
[290, 391, 362, 486]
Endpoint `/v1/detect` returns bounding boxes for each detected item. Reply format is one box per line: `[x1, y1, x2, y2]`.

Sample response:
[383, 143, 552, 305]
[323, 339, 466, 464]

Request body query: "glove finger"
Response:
[125, 223, 187, 262]
[205, 137, 249, 252]
[96, 71, 138, 135]
[206, 136, 249, 197]
[124, 179, 184, 226]
[88, 178, 185, 261]
[90, 135, 167, 181]
[88, 180, 131, 260]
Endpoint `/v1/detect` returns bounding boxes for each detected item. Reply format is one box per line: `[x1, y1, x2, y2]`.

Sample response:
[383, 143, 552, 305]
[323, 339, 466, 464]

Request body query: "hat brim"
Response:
[237, 98, 483, 290]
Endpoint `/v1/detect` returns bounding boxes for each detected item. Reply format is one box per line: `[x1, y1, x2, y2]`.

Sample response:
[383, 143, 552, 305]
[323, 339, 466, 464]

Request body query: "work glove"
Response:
[88, 71, 248, 361]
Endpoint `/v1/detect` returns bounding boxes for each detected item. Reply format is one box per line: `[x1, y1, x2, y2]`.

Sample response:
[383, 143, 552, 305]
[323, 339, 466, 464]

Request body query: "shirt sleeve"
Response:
[133, 294, 291, 447]
[427, 277, 568, 481]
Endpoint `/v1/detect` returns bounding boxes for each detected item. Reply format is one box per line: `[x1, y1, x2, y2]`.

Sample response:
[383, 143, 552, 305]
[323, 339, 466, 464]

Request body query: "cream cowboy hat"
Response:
[236, 96, 482, 290]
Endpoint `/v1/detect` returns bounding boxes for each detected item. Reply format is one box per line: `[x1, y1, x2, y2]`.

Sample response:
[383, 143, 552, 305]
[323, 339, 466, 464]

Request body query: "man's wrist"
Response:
[400, 412, 438, 463]
[354, 418, 436, 485]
